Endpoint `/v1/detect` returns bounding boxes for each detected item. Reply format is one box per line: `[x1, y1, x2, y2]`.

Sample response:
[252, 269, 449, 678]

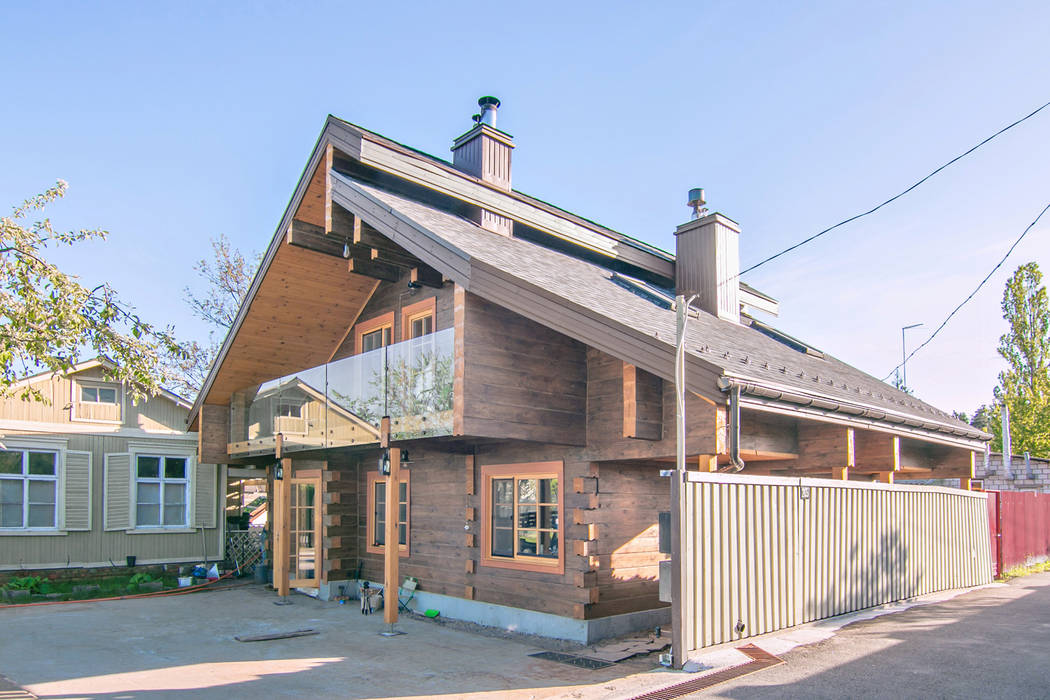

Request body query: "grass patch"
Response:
[1000, 560, 1050, 581]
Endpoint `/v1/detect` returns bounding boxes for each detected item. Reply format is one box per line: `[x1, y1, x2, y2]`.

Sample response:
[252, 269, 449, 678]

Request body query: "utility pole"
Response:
[672, 294, 696, 669]
[901, 323, 923, 390]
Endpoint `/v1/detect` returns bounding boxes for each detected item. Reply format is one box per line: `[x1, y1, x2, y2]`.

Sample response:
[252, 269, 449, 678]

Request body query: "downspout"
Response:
[723, 384, 745, 472]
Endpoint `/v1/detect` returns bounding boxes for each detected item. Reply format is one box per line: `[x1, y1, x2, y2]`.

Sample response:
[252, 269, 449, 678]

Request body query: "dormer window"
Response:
[81, 386, 118, 404]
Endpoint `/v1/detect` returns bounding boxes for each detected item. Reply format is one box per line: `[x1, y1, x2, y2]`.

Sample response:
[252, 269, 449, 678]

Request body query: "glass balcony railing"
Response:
[228, 328, 454, 455]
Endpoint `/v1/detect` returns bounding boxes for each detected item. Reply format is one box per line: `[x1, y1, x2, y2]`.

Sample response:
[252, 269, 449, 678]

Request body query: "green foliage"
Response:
[334, 350, 453, 430]
[991, 263, 1050, 457]
[1, 182, 183, 402]
[5, 575, 46, 593]
[128, 572, 154, 585]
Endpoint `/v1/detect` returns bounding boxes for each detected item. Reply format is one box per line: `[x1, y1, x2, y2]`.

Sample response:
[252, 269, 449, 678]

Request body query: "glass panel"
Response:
[0, 452, 22, 475]
[384, 328, 454, 440]
[27, 480, 54, 505]
[81, 386, 97, 402]
[493, 504, 513, 528]
[492, 478, 513, 505]
[164, 458, 186, 479]
[137, 456, 160, 479]
[362, 328, 387, 353]
[398, 502, 407, 523]
[538, 531, 559, 558]
[398, 481, 407, 502]
[518, 479, 537, 504]
[97, 387, 117, 403]
[517, 505, 537, 529]
[28, 504, 54, 528]
[517, 530, 538, 556]
[137, 504, 160, 526]
[0, 503, 23, 527]
[0, 480, 22, 505]
[28, 452, 55, 475]
[162, 504, 185, 526]
[398, 523, 407, 545]
[163, 483, 185, 506]
[539, 505, 558, 529]
[410, 315, 433, 339]
[539, 478, 558, 504]
[300, 484, 315, 508]
[137, 482, 160, 505]
[492, 527, 513, 557]
[374, 482, 386, 545]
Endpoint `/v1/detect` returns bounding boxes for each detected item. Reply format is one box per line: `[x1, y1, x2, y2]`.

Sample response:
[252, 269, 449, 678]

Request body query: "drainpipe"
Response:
[723, 384, 746, 472]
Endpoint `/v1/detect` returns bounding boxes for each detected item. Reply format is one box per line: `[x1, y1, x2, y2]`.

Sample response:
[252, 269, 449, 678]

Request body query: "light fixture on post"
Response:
[399, 449, 411, 466]
[378, 450, 391, 476]
[273, 462, 283, 481]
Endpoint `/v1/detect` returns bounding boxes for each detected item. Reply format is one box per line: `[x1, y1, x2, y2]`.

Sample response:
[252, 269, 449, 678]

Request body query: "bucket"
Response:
[253, 565, 270, 584]
[126, 555, 136, 568]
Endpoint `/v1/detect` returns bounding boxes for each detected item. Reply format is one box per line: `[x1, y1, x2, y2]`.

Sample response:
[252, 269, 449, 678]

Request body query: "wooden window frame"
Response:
[480, 461, 564, 575]
[354, 311, 394, 355]
[400, 297, 437, 342]
[366, 469, 410, 557]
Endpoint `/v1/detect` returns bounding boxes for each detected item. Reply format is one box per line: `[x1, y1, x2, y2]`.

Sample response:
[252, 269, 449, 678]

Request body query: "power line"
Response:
[739, 99, 1050, 278]
[881, 199, 1050, 383]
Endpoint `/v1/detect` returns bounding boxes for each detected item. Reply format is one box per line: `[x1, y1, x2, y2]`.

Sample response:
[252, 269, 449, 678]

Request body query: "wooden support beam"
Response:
[465, 454, 475, 495]
[287, 219, 346, 258]
[383, 424, 400, 626]
[371, 247, 419, 267]
[622, 363, 663, 441]
[854, 430, 900, 472]
[410, 265, 444, 289]
[323, 144, 334, 235]
[348, 256, 401, 283]
[276, 457, 291, 598]
[873, 471, 895, 484]
[695, 455, 718, 472]
[797, 422, 855, 478]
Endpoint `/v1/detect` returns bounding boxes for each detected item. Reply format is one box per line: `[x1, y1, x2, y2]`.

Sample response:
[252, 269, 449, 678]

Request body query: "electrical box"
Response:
[658, 511, 671, 554]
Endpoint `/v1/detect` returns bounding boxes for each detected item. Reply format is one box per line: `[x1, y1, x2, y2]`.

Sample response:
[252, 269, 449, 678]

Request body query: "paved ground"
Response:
[694, 571, 1050, 698]
[2, 574, 1049, 699]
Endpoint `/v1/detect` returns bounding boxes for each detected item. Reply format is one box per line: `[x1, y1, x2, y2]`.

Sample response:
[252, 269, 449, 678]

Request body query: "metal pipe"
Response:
[722, 385, 745, 472]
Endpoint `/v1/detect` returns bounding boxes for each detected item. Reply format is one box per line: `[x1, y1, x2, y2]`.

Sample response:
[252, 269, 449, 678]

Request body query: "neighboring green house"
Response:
[0, 359, 223, 572]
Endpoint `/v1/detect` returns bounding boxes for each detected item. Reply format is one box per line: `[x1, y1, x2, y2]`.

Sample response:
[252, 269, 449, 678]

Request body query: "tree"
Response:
[165, 235, 258, 398]
[991, 262, 1050, 456]
[0, 182, 181, 402]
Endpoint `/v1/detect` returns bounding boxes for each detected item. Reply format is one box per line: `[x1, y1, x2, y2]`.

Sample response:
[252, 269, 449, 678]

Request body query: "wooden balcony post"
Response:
[381, 417, 400, 626]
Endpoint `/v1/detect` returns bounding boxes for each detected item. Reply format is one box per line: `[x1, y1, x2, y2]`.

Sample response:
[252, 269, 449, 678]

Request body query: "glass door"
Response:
[288, 477, 321, 588]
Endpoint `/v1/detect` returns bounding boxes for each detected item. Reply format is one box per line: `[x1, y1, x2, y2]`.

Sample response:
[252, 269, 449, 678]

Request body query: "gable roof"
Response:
[191, 115, 988, 448]
[14, 358, 192, 410]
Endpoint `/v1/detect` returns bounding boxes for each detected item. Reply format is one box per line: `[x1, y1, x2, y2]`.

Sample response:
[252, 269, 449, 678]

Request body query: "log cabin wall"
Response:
[330, 270, 455, 361]
[456, 290, 587, 446]
[585, 348, 724, 461]
[322, 451, 360, 584]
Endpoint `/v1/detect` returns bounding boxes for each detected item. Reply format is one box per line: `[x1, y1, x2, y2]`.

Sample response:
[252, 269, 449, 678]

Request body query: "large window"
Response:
[135, 455, 188, 527]
[0, 450, 58, 529]
[366, 470, 409, 556]
[401, 297, 436, 341]
[481, 462, 563, 574]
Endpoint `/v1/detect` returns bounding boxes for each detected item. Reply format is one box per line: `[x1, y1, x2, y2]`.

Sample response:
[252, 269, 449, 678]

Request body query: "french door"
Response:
[288, 476, 321, 588]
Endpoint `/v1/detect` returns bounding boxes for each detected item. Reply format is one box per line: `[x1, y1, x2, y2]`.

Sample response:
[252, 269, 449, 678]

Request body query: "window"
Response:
[135, 455, 188, 527]
[355, 312, 395, 354]
[481, 462, 563, 574]
[81, 385, 118, 404]
[275, 398, 303, 418]
[366, 470, 409, 556]
[0, 450, 58, 529]
[400, 297, 436, 341]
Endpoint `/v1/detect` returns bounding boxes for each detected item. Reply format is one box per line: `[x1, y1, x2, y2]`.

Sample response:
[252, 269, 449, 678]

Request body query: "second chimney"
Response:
[452, 96, 515, 236]
[674, 190, 741, 323]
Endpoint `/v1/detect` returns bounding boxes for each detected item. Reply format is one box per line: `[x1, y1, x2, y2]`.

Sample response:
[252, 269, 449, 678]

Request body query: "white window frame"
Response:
[72, 379, 125, 425]
[0, 437, 68, 532]
[129, 445, 195, 530]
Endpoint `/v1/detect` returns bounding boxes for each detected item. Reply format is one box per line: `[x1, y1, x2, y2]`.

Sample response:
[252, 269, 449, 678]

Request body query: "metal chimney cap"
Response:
[687, 188, 706, 207]
[478, 96, 501, 108]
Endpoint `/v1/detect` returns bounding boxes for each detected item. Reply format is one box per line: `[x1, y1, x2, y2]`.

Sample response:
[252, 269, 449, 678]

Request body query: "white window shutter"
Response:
[63, 451, 92, 531]
[104, 453, 131, 531]
[193, 462, 217, 529]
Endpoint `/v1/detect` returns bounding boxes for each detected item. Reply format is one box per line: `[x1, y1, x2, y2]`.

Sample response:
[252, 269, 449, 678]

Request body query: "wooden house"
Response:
[190, 99, 988, 642]
[0, 360, 222, 572]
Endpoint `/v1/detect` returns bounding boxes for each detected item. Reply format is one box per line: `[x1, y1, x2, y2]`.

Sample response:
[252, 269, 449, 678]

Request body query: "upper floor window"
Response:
[0, 450, 58, 529]
[81, 385, 118, 404]
[355, 312, 395, 355]
[135, 455, 188, 528]
[401, 298, 436, 341]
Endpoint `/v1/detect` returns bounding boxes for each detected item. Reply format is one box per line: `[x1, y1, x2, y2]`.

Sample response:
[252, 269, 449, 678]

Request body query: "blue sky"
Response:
[2, 1, 1048, 413]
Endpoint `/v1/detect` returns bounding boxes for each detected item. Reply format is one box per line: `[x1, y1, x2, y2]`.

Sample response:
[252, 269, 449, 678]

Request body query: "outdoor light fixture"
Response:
[343, 239, 351, 259]
[400, 449, 411, 465]
[273, 462, 284, 480]
[378, 450, 390, 476]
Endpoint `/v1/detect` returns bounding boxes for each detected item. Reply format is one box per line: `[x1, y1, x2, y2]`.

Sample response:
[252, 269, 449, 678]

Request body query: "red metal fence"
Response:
[986, 490, 1050, 576]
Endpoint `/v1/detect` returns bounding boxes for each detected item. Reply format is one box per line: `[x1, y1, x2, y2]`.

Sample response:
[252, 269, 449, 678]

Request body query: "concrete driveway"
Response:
[0, 584, 663, 699]
[695, 571, 1050, 698]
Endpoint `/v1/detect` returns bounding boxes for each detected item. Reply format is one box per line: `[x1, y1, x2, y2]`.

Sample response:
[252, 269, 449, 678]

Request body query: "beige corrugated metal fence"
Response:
[682, 472, 993, 651]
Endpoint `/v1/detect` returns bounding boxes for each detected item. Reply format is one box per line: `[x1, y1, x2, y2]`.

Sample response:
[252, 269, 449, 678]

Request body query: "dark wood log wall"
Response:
[455, 290, 587, 446]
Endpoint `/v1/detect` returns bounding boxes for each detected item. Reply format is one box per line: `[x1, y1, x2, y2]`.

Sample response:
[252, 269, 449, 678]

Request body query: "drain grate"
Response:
[528, 651, 615, 670]
[627, 644, 784, 700]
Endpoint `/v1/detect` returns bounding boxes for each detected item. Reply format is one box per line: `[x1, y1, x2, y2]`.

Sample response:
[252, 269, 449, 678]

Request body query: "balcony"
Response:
[228, 328, 454, 456]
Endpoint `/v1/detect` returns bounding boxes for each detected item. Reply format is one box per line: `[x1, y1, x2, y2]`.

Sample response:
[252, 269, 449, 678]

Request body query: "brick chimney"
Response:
[674, 189, 740, 323]
[451, 96, 514, 236]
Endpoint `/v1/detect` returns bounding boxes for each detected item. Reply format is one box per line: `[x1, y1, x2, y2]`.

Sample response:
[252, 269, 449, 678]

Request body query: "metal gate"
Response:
[680, 472, 993, 652]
